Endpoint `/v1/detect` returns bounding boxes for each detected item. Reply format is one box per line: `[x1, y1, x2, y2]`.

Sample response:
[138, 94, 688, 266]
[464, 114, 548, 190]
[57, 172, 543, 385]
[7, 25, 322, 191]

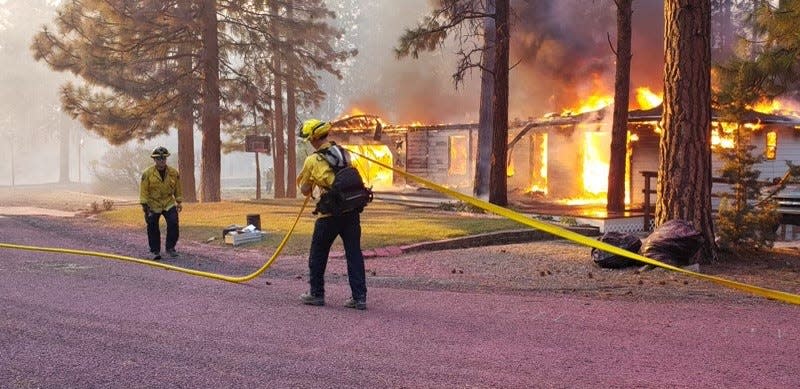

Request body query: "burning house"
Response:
[326, 114, 479, 191]
[326, 109, 622, 204]
[309, 1, 800, 233]
[626, 104, 800, 206]
[326, 101, 800, 217]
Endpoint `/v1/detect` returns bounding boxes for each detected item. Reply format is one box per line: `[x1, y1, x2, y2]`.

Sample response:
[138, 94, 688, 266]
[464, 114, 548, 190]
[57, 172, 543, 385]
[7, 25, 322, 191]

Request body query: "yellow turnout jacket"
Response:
[140, 166, 183, 212]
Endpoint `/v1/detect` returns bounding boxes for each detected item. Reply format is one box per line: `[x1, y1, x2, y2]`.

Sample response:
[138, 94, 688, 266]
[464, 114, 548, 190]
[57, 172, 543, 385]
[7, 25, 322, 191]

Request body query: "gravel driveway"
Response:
[1, 213, 799, 387]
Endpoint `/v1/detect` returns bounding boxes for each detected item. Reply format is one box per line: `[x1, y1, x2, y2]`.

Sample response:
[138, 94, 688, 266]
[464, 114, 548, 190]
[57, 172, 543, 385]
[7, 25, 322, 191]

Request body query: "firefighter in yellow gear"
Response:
[140, 146, 183, 260]
[296, 119, 367, 310]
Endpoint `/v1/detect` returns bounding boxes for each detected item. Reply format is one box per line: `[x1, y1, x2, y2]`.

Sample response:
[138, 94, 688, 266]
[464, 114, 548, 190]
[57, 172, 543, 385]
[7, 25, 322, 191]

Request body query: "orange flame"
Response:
[556, 132, 611, 206]
[746, 97, 800, 116]
[582, 132, 609, 195]
[749, 99, 782, 114]
[344, 145, 394, 190]
[561, 94, 614, 116]
[635, 87, 663, 110]
[346, 107, 367, 116]
[711, 122, 736, 149]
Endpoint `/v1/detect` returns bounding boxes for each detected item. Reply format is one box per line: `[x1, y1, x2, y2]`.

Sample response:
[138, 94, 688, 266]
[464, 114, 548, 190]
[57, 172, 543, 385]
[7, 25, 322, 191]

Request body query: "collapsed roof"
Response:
[329, 104, 800, 139]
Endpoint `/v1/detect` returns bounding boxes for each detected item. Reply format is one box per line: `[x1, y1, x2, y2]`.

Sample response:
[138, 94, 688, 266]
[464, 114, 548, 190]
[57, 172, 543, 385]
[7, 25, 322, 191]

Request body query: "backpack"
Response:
[313, 144, 373, 215]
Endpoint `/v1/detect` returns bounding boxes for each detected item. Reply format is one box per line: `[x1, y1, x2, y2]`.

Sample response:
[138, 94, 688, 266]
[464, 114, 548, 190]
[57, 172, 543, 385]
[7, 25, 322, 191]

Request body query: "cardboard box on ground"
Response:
[224, 224, 266, 246]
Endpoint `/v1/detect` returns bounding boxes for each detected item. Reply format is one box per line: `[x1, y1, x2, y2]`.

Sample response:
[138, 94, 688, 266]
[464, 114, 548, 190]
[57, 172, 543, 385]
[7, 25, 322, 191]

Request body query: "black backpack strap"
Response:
[315, 143, 351, 171]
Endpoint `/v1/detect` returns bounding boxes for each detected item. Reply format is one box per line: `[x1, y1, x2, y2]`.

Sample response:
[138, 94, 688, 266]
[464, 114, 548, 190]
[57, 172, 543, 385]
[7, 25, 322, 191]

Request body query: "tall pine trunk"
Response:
[253, 109, 262, 200]
[474, 0, 495, 199]
[488, 0, 509, 206]
[273, 71, 286, 198]
[266, 107, 275, 195]
[286, 81, 297, 198]
[285, 1, 297, 198]
[270, 2, 285, 199]
[607, 0, 632, 213]
[199, 0, 221, 202]
[177, 25, 197, 203]
[177, 104, 196, 202]
[658, 0, 716, 262]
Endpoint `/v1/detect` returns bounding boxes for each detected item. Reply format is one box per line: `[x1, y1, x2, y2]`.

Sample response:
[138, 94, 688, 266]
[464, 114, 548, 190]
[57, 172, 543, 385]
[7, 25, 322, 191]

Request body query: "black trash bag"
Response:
[591, 231, 643, 269]
[640, 220, 704, 266]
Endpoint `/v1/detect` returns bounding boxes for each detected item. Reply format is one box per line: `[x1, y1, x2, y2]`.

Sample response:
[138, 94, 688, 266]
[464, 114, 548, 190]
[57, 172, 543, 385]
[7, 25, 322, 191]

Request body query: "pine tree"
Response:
[31, 0, 352, 202]
[31, 0, 204, 200]
[658, 0, 717, 262]
[711, 0, 800, 249]
[715, 126, 779, 249]
[715, 1, 800, 101]
[223, 0, 354, 198]
[396, 0, 510, 205]
[607, 0, 632, 213]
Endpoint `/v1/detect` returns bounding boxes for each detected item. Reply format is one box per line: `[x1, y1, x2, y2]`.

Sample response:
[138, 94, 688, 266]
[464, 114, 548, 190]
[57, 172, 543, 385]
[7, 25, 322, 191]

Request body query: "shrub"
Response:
[89, 145, 154, 195]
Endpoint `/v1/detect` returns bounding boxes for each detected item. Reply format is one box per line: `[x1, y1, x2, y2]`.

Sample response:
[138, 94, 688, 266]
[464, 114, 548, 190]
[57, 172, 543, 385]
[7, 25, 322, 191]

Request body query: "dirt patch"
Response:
[0, 184, 136, 212]
[0, 207, 79, 217]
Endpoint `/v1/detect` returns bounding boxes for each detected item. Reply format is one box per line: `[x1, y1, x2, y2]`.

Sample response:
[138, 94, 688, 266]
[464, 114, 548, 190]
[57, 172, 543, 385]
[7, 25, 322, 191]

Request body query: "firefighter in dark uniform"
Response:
[296, 119, 367, 310]
[140, 146, 183, 260]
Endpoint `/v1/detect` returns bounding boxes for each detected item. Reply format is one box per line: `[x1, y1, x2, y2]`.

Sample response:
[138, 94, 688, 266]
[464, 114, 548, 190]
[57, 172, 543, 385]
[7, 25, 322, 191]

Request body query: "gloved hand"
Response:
[176, 203, 183, 213]
[141, 204, 150, 216]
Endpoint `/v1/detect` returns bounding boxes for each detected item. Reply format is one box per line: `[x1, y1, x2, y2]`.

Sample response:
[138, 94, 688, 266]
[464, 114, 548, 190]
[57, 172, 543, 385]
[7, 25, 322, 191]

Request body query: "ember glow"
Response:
[747, 97, 800, 116]
[582, 132, 610, 195]
[344, 145, 394, 190]
[710, 120, 766, 150]
[561, 94, 614, 116]
[711, 123, 736, 149]
[634, 87, 663, 110]
[449, 136, 468, 175]
[556, 130, 611, 206]
[749, 98, 782, 114]
[347, 107, 368, 116]
[528, 133, 548, 194]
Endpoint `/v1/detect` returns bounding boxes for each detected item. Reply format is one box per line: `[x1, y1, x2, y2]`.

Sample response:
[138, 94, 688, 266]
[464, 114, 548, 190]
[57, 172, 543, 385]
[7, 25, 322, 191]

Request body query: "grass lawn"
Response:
[100, 199, 525, 256]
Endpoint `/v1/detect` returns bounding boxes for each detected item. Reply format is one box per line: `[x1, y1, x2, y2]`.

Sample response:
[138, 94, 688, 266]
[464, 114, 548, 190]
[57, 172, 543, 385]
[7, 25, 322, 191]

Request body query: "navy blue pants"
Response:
[145, 206, 179, 254]
[308, 211, 367, 301]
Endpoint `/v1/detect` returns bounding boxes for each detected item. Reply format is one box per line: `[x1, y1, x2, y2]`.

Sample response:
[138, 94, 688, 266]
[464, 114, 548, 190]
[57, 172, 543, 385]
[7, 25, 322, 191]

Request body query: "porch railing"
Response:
[641, 171, 657, 231]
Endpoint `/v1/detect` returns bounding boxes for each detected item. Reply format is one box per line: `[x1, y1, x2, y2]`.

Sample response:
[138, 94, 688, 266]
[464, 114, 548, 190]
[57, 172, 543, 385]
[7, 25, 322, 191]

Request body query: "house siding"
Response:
[630, 129, 660, 206]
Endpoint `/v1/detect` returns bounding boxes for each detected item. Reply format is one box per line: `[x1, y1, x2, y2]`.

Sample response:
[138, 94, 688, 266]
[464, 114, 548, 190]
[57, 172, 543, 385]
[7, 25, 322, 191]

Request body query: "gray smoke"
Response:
[336, 0, 665, 123]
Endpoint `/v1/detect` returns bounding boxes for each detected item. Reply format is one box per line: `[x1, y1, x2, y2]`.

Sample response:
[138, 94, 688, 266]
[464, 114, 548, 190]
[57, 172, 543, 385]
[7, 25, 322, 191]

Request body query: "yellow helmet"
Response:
[298, 119, 331, 141]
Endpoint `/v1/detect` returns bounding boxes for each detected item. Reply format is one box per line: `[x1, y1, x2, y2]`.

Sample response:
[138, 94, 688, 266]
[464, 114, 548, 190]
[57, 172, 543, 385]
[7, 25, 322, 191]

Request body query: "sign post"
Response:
[245, 135, 271, 154]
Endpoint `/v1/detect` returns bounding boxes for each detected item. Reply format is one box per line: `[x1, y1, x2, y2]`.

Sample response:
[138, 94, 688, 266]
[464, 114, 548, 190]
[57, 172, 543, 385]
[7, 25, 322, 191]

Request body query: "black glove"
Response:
[141, 204, 150, 215]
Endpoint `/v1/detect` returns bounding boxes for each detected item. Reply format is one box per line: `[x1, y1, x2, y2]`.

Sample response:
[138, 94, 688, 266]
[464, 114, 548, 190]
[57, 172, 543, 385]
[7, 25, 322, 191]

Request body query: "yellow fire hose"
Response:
[347, 149, 800, 306]
[0, 197, 310, 283]
[1, 151, 799, 305]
